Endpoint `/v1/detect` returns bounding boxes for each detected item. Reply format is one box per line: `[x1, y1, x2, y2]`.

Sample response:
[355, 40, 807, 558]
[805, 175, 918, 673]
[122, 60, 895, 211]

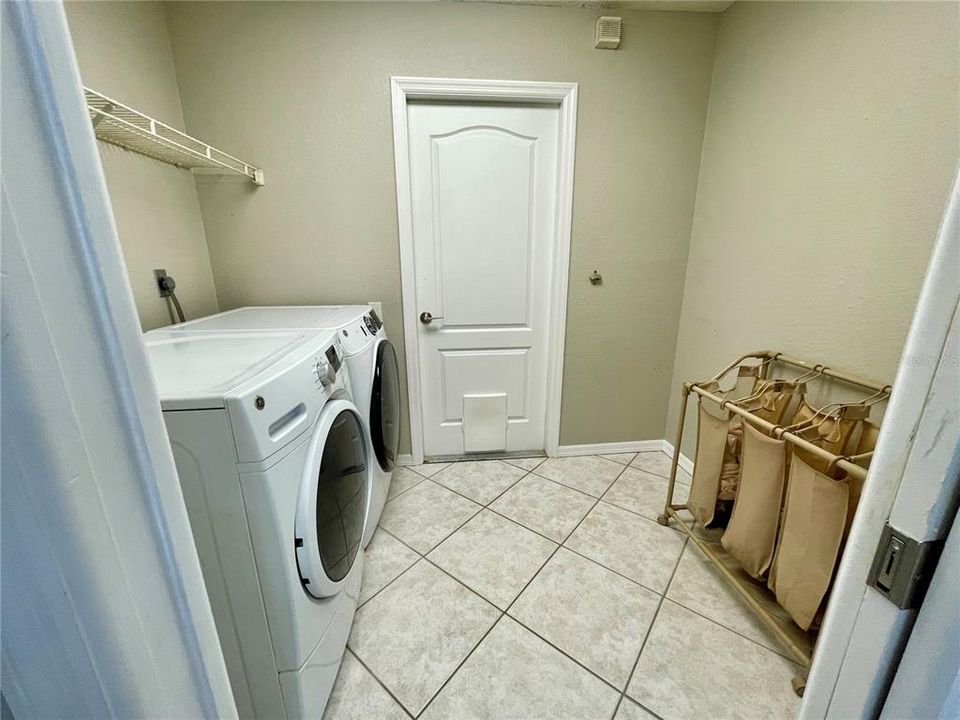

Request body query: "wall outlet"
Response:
[154, 268, 172, 298]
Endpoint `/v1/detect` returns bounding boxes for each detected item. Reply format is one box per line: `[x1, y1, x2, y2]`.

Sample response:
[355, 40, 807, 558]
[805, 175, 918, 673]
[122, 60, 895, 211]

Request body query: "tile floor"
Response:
[324, 451, 802, 720]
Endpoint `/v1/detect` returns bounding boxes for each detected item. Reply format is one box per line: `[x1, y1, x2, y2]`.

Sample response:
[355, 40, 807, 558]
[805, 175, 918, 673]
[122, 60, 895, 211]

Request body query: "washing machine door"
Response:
[370, 339, 400, 472]
[294, 399, 369, 599]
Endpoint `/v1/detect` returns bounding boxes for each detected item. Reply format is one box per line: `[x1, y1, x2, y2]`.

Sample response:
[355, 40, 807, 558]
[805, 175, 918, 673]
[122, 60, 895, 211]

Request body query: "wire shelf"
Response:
[85, 87, 264, 186]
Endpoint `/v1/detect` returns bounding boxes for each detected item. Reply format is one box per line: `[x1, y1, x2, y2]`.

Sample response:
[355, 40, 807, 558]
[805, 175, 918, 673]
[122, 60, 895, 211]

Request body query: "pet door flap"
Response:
[462, 394, 507, 452]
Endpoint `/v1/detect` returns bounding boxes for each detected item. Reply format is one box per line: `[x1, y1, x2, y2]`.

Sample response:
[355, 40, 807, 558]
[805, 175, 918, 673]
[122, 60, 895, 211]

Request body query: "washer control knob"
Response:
[315, 358, 336, 387]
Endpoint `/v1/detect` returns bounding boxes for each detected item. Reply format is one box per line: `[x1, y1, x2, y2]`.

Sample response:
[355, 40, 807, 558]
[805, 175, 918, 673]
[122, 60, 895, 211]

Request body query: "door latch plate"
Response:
[867, 523, 942, 610]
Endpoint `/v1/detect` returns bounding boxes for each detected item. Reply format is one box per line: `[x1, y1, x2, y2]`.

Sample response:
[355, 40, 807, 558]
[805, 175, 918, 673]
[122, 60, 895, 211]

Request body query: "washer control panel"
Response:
[313, 341, 343, 388]
[338, 313, 382, 355]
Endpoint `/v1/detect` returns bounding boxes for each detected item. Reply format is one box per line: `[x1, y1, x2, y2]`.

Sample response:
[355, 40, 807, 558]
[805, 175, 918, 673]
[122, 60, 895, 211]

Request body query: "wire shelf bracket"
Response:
[84, 87, 264, 186]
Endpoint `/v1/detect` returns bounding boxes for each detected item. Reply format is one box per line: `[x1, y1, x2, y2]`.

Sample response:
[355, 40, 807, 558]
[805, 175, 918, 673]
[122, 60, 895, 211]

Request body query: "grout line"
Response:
[527, 466, 619, 501]
[611, 536, 689, 720]
[665, 597, 803, 667]
[355, 552, 424, 610]
[343, 646, 417, 719]
[413, 461, 633, 717]
[503, 456, 546, 472]
[559, 545, 670, 598]
[360, 456, 797, 719]
[419, 547, 627, 709]
[505, 613, 628, 695]
[422, 473, 517, 509]
[597, 495, 690, 537]
[376, 524, 424, 557]
[413, 614, 506, 718]
[404, 462, 450, 480]
[384, 472, 427, 503]
[359, 457, 723, 719]
[616, 696, 667, 720]
[501, 460, 631, 614]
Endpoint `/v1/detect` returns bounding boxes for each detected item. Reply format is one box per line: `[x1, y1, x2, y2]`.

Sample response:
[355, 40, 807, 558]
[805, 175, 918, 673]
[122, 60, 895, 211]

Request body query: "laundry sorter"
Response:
[658, 351, 891, 696]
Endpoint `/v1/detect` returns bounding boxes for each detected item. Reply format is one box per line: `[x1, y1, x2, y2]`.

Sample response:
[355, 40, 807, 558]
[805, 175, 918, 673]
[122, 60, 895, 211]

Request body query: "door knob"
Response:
[419, 311, 443, 325]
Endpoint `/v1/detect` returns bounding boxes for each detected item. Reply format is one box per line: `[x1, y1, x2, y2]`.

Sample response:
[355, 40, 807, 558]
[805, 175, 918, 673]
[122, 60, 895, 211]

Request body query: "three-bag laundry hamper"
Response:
[657, 351, 890, 696]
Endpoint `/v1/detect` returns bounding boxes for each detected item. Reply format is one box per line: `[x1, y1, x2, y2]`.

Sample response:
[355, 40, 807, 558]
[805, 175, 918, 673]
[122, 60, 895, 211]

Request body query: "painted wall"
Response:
[162, 1, 720, 453]
[65, 1, 219, 330]
[665, 1, 960, 455]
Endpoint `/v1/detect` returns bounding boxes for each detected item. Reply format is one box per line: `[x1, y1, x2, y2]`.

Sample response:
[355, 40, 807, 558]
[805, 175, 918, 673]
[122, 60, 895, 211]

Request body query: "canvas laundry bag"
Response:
[721, 420, 786, 578]
[688, 375, 803, 528]
[789, 400, 863, 478]
[687, 400, 732, 528]
[768, 455, 849, 630]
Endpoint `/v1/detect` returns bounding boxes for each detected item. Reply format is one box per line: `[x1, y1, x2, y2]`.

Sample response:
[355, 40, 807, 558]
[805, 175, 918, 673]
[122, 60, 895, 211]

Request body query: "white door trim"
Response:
[2, 2, 235, 716]
[390, 76, 578, 465]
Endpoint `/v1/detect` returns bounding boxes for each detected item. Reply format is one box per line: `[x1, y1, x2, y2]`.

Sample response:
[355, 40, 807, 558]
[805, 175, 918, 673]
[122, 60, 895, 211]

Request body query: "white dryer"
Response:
[169, 306, 400, 547]
[144, 329, 371, 720]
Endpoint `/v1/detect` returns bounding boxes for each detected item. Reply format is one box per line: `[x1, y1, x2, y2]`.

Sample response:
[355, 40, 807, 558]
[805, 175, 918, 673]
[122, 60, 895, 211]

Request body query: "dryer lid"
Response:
[169, 305, 370, 332]
[145, 331, 307, 405]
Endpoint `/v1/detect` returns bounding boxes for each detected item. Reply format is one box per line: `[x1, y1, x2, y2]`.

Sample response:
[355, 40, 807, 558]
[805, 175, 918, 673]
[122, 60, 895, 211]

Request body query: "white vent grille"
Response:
[595, 16, 622, 50]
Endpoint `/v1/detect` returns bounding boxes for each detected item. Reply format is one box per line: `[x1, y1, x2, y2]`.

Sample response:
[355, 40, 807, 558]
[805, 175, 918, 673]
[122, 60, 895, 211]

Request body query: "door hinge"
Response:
[867, 523, 942, 610]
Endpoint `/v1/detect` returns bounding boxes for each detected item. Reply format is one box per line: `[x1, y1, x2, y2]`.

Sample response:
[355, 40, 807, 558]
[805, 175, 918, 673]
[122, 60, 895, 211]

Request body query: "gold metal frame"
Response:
[657, 351, 891, 695]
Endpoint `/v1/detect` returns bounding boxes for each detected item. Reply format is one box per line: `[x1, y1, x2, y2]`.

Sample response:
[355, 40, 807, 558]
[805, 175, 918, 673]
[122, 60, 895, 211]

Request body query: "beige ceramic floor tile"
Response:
[322, 649, 407, 720]
[630, 451, 690, 485]
[504, 456, 546, 471]
[614, 699, 657, 720]
[431, 460, 527, 505]
[631, 452, 692, 484]
[564, 501, 686, 593]
[359, 529, 420, 606]
[420, 617, 621, 720]
[386, 467, 425, 501]
[627, 600, 801, 720]
[378, 480, 481, 553]
[428, 510, 556, 609]
[349, 561, 499, 715]
[509, 548, 660, 688]
[666, 543, 784, 654]
[603, 452, 638, 466]
[603, 467, 690, 524]
[534, 455, 625, 497]
[489, 474, 596, 543]
[407, 462, 450, 478]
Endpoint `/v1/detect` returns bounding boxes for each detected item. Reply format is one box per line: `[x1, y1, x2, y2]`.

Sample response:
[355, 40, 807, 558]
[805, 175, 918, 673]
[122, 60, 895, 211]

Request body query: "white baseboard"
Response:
[402, 442, 695, 474]
[557, 440, 664, 457]
[661, 440, 695, 475]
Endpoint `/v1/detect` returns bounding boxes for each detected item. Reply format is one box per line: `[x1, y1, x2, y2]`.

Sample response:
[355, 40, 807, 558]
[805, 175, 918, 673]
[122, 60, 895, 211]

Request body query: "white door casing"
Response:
[391, 78, 578, 463]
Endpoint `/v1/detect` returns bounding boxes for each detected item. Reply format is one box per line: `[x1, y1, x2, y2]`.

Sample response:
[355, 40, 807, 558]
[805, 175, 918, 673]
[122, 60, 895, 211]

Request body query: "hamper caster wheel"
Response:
[656, 514, 670, 526]
[792, 674, 806, 697]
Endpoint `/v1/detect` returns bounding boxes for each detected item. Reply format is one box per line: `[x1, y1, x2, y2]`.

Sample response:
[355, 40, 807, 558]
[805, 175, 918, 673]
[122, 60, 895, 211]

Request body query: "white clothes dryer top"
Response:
[164, 306, 400, 547]
[143, 329, 371, 720]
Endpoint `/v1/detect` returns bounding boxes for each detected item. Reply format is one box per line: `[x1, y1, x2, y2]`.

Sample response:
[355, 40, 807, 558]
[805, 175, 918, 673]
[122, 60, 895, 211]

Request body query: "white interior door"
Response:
[407, 101, 560, 458]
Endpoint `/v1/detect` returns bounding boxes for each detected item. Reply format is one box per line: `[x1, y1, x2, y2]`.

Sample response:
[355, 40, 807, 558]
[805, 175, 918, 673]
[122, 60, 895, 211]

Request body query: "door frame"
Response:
[390, 76, 578, 464]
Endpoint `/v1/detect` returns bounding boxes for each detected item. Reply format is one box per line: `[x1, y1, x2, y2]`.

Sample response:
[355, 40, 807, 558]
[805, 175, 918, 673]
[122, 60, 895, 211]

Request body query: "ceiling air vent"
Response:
[595, 16, 622, 50]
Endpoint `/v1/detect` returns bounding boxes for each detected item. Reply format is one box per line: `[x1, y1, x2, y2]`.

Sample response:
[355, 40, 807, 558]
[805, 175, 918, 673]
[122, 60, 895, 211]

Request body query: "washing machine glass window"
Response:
[371, 340, 401, 472]
[296, 401, 368, 598]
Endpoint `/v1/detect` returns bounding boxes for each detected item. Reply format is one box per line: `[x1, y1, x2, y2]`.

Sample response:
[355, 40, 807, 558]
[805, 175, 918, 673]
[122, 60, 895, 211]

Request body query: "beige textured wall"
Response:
[163, 1, 719, 452]
[665, 1, 960, 456]
[65, 1, 219, 330]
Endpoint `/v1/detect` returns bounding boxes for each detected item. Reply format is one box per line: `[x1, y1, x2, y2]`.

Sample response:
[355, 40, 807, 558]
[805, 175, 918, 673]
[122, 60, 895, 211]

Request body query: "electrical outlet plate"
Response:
[154, 268, 172, 298]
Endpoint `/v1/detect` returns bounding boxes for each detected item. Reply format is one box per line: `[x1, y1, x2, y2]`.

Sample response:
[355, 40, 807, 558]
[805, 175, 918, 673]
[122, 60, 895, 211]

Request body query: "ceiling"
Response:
[452, 0, 735, 12]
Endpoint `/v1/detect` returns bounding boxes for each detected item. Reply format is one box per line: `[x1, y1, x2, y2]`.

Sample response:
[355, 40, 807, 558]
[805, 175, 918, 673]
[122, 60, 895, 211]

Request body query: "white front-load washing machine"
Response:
[144, 328, 372, 719]
[166, 305, 400, 547]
